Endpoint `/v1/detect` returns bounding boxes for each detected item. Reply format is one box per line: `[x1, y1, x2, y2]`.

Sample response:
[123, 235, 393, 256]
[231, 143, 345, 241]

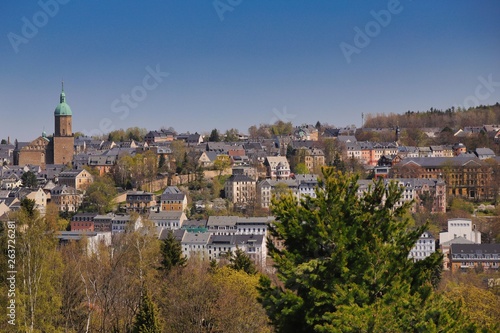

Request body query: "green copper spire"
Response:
[54, 81, 72, 116]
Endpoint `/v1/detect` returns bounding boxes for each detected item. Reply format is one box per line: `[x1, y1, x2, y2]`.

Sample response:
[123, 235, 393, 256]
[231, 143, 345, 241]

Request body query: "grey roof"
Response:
[441, 236, 475, 246]
[159, 228, 185, 241]
[88, 154, 117, 166]
[226, 174, 255, 183]
[294, 174, 319, 183]
[160, 186, 186, 201]
[208, 234, 264, 246]
[182, 232, 211, 244]
[336, 135, 357, 143]
[451, 243, 500, 254]
[399, 156, 485, 168]
[207, 215, 238, 227]
[71, 213, 98, 221]
[258, 179, 299, 188]
[51, 185, 79, 195]
[148, 211, 184, 221]
[474, 147, 495, 157]
[236, 216, 272, 225]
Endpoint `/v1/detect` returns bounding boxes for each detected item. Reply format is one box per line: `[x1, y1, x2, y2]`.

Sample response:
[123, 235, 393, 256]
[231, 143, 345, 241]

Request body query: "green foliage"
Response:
[82, 175, 117, 213]
[229, 248, 257, 275]
[270, 120, 293, 136]
[294, 162, 309, 175]
[209, 128, 221, 142]
[449, 197, 475, 215]
[21, 170, 38, 188]
[331, 152, 346, 173]
[160, 230, 187, 272]
[20, 198, 36, 217]
[107, 126, 148, 142]
[133, 290, 161, 333]
[224, 128, 240, 142]
[259, 168, 477, 332]
[158, 154, 166, 170]
[15, 204, 64, 332]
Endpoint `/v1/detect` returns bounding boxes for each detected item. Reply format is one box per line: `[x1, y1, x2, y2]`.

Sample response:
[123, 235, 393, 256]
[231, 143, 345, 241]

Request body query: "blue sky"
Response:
[1, 0, 499, 141]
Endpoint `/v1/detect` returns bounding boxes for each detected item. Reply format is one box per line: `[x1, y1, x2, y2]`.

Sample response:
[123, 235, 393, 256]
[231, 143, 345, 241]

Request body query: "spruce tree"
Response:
[160, 230, 186, 272]
[229, 247, 257, 275]
[132, 290, 161, 333]
[258, 167, 478, 332]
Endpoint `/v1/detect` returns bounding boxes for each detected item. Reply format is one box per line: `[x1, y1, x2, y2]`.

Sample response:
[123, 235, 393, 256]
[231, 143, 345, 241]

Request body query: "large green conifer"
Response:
[259, 168, 478, 332]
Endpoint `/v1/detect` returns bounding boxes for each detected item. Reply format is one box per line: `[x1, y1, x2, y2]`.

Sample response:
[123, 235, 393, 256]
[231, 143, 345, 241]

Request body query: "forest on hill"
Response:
[363, 103, 500, 129]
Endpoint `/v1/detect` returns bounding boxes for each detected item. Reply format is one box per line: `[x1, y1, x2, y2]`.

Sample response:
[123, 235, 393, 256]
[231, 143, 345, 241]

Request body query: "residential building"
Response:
[50, 185, 83, 212]
[71, 212, 98, 232]
[235, 217, 271, 235]
[180, 230, 211, 260]
[440, 237, 476, 270]
[391, 156, 493, 200]
[56, 231, 112, 254]
[23, 188, 48, 215]
[125, 191, 156, 213]
[160, 186, 188, 212]
[264, 156, 290, 179]
[450, 244, 500, 272]
[87, 154, 117, 175]
[112, 215, 143, 234]
[409, 231, 436, 262]
[207, 233, 267, 268]
[224, 174, 256, 204]
[207, 216, 238, 235]
[58, 168, 94, 191]
[257, 179, 299, 209]
[148, 210, 187, 233]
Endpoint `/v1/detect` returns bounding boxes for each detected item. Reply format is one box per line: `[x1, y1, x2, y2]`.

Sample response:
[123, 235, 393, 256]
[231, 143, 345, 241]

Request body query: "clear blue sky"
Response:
[1, 0, 499, 141]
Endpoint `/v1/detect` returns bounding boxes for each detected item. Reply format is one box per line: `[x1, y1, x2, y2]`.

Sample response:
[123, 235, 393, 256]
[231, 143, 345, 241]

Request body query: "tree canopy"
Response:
[21, 170, 38, 188]
[259, 167, 478, 332]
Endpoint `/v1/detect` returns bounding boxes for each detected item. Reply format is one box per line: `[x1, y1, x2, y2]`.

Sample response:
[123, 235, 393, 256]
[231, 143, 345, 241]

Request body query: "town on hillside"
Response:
[1, 88, 500, 272]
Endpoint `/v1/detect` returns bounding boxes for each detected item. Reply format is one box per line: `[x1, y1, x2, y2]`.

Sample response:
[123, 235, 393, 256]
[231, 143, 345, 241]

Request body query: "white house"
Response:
[148, 210, 187, 234]
[409, 231, 436, 262]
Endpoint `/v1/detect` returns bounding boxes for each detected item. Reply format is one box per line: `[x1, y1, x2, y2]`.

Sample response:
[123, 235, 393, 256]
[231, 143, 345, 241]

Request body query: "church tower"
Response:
[52, 82, 74, 165]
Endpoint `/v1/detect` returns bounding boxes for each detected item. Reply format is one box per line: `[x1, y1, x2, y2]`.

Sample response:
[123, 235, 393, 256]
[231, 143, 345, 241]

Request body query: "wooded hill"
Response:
[363, 103, 500, 129]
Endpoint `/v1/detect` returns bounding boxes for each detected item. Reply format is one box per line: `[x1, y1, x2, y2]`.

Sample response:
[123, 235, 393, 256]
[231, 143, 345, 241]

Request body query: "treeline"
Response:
[364, 103, 500, 129]
[0, 201, 271, 333]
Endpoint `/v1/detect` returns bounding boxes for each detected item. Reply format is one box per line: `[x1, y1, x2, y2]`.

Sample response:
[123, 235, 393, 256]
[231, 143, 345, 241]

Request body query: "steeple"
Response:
[60, 80, 66, 103]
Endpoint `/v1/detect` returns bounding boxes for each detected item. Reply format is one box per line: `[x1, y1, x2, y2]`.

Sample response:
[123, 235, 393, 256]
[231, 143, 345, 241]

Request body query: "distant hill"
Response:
[364, 103, 500, 129]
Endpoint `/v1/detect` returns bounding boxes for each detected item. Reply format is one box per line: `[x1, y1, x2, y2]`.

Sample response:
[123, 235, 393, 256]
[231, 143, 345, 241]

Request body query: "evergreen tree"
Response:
[158, 154, 166, 169]
[229, 248, 257, 275]
[132, 290, 161, 333]
[209, 128, 221, 142]
[21, 171, 38, 188]
[258, 167, 478, 332]
[160, 230, 187, 272]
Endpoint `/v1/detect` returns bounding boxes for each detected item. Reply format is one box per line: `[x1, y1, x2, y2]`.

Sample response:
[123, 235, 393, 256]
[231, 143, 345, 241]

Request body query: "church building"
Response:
[15, 84, 75, 169]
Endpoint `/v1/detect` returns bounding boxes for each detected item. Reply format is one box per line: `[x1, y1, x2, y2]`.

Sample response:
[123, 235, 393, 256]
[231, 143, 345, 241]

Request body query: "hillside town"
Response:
[1, 87, 499, 333]
[1, 87, 499, 275]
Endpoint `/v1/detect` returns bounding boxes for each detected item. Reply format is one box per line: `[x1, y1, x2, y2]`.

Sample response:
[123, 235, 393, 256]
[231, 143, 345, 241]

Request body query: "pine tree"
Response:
[160, 230, 186, 272]
[258, 167, 478, 332]
[132, 290, 161, 333]
[229, 248, 257, 275]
